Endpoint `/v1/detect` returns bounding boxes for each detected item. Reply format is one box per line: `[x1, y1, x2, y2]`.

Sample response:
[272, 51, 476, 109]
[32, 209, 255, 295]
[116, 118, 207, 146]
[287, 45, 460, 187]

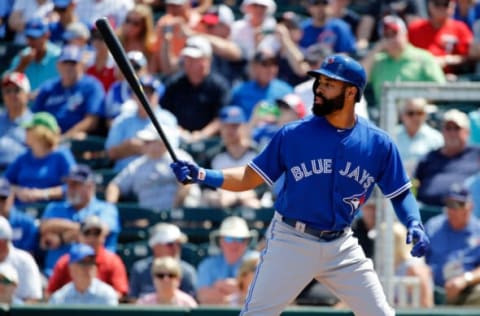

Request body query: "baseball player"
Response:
[170, 54, 430, 315]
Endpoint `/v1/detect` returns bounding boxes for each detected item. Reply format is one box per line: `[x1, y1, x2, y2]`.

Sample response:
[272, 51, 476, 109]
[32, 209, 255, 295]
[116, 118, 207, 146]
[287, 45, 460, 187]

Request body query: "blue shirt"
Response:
[32, 74, 105, 132]
[48, 21, 67, 45]
[0, 109, 32, 169]
[230, 79, 293, 120]
[41, 197, 120, 276]
[249, 116, 411, 230]
[9, 208, 38, 253]
[300, 18, 356, 54]
[49, 278, 118, 305]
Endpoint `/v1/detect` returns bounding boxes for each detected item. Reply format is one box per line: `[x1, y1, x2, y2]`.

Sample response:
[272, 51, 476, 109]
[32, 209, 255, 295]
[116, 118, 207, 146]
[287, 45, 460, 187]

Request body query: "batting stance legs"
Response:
[240, 214, 395, 316]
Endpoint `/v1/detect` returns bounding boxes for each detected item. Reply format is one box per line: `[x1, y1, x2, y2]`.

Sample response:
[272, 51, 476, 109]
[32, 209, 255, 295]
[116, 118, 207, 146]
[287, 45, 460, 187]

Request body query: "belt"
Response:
[275, 212, 346, 241]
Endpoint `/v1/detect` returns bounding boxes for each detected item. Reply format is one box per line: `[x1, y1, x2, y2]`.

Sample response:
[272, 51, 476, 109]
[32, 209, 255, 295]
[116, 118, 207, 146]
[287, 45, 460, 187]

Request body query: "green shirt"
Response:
[370, 44, 446, 105]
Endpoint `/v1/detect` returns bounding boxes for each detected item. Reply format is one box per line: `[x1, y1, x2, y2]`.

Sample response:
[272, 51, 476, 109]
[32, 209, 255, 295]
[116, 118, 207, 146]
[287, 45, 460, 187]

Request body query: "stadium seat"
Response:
[419, 204, 443, 225]
[21, 202, 50, 219]
[67, 135, 112, 170]
[180, 242, 211, 268]
[235, 207, 274, 239]
[116, 240, 151, 273]
[93, 168, 118, 200]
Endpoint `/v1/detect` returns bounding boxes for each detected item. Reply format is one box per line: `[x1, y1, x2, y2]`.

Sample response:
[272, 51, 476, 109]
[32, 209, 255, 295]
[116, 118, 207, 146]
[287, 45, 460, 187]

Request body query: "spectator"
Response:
[229, 254, 259, 306]
[8, 0, 55, 45]
[7, 18, 61, 92]
[40, 164, 120, 277]
[299, 0, 356, 55]
[105, 124, 194, 210]
[74, 0, 134, 30]
[414, 109, 480, 207]
[32, 44, 105, 139]
[361, 15, 446, 106]
[196, 216, 258, 305]
[136, 256, 198, 307]
[0, 178, 38, 254]
[4, 112, 76, 208]
[160, 35, 230, 143]
[0, 72, 33, 172]
[408, 0, 474, 76]
[48, 243, 118, 305]
[0, 263, 22, 305]
[0, 217, 42, 303]
[425, 184, 480, 305]
[47, 215, 128, 299]
[128, 223, 197, 299]
[105, 74, 177, 172]
[202, 106, 262, 209]
[395, 98, 444, 176]
[62, 21, 91, 49]
[230, 49, 293, 121]
[48, 0, 79, 45]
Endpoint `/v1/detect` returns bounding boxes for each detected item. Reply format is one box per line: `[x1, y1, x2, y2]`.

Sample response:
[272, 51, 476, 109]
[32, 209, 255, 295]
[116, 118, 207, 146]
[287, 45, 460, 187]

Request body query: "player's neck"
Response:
[325, 111, 357, 130]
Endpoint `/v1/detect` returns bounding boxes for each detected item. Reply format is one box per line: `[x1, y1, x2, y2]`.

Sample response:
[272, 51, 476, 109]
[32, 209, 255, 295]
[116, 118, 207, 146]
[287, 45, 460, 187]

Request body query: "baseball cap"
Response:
[0, 217, 13, 240]
[443, 109, 470, 130]
[253, 49, 279, 64]
[0, 178, 11, 198]
[139, 74, 160, 90]
[80, 215, 104, 232]
[58, 45, 84, 63]
[148, 223, 187, 247]
[219, 106, 247, 124]
[241, 0, 276, 15]
[381, 15, 407, 36]
[53, 0, 76, 8]
[127, 51, 147, 70]
[276, 94, 307, 118]
[2, 72, 31, 93]
[201, 5, 235, 26]
[218, 216, 252, 239]
[63, 22, 91, 41]
[181, 36, 212, 58]
[62, 164, 94, 183]
[69, 243, 96, 264]
[444, 183, 470, 204]
[0, 263, 19, 285]
[165, 0, 188, 4]
[24, 18, 49, 38]
[22, 112, 60, 133]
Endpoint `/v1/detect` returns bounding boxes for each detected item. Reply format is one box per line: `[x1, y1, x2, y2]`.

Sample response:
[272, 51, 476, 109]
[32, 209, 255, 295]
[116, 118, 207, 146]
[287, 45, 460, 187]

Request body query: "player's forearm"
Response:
[390, 190, 422, 227]
[221, 165, 264, 192]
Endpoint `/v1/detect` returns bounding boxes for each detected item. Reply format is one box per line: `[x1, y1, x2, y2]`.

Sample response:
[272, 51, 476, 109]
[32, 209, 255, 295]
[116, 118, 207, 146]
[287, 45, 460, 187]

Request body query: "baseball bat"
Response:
[95, 17, 192, 183]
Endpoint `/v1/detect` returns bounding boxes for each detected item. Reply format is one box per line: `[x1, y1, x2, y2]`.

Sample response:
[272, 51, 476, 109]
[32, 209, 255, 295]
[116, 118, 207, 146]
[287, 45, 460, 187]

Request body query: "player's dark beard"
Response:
[312, 83, 347, 117]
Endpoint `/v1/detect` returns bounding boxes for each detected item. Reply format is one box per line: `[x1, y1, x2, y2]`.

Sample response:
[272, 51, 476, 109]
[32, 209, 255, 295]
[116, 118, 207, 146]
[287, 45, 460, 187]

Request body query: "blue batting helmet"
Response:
[308, 54, 366, 100]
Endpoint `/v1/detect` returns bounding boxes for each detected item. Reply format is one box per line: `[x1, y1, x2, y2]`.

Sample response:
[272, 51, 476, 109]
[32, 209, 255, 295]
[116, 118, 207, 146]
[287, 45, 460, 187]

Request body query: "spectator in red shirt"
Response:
[46, 215, 128, 300]
[408, 0, 474, 75]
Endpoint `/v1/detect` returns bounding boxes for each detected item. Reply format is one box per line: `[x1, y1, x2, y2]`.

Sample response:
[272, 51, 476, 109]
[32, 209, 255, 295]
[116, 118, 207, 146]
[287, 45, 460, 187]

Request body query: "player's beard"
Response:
[312, 86, 347, 117]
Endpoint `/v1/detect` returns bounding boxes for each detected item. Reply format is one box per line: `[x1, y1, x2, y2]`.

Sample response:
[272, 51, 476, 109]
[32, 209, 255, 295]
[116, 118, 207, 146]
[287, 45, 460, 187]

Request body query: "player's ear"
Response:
[346, 85, 357, 100]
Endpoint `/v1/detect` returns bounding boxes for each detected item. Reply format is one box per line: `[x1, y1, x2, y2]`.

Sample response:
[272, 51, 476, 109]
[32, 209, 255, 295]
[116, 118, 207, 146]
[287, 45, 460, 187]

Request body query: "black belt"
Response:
[280, 216, 345, 241]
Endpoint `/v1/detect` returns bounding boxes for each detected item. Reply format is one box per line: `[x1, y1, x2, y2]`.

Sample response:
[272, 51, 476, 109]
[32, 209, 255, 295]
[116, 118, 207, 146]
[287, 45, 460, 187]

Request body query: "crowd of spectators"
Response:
[2, 0, 480, 310]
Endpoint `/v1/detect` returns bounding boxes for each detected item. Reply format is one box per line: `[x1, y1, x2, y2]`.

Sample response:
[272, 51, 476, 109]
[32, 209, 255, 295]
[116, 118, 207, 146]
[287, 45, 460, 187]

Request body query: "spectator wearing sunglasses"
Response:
[425, 183, 480, 305]
[414, 109, 480, 207]
[49, 243, 118, 305]
[196, 216, 258, 304]
[136, 256, 197, 307]
[128, 223, 197, 300]
[395, 98, 444, 177]
[46, 215, 128, 300]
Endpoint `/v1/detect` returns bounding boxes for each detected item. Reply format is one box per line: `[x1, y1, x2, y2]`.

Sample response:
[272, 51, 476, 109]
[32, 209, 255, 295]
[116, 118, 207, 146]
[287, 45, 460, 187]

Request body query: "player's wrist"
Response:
[197, 168, 224, 188]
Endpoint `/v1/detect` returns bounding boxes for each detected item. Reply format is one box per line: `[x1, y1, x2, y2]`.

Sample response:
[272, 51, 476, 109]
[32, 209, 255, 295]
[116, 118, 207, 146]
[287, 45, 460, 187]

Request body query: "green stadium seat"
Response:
[93, 168, 118, 200]
[180, 242, 211, 268]
[116, 240, 152, 273]
[235, 207, 274, 239]
[67, 135, 112, 170]
[21, 201, 50, 219]
[419, 204, 442, 225]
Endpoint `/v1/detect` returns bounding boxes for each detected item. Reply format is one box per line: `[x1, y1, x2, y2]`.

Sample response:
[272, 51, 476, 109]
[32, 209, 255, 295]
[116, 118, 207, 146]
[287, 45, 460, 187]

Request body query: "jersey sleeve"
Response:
[376, 139, 411, 199]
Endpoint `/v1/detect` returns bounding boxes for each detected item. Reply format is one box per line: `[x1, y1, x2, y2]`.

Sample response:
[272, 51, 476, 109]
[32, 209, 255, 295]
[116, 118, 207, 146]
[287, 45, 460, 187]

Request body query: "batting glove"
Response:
[170, 160, 224, 188]
[406, 220, 430, 257]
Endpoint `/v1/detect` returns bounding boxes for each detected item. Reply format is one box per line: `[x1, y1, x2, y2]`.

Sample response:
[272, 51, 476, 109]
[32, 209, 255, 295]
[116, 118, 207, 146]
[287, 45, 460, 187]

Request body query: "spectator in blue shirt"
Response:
[32, 44, 105, 139]
[40, 164, 120, 277]
[0, 72, 33, 171]
[48, 243, 118, 305]
[48, 0, 80, 45]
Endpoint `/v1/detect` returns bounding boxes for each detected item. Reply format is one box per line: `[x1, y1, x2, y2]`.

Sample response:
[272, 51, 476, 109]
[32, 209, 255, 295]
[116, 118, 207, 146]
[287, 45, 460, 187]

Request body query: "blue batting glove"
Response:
[170, 160, 199, 184]
[406, 220, 430, 257]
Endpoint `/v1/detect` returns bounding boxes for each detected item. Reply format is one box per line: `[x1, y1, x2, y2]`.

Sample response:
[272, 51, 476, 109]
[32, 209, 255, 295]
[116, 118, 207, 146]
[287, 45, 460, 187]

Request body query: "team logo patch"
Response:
[198, 168, 206, 181]
[343, 191, 367, 214]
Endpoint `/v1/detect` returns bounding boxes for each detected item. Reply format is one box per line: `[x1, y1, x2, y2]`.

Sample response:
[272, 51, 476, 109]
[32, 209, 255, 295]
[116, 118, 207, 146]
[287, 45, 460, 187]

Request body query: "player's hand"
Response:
[406, 220, 430, 257]
[170, 160, 198, 184]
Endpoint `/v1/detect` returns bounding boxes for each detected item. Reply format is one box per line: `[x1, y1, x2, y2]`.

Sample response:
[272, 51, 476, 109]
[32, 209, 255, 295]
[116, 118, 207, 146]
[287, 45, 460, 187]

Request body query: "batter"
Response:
[171, 54, 430, 315]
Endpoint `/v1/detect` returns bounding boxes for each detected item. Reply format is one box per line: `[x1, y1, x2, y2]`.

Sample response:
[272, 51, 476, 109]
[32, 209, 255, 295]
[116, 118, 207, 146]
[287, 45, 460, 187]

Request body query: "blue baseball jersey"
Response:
[249, 115, 411, 230]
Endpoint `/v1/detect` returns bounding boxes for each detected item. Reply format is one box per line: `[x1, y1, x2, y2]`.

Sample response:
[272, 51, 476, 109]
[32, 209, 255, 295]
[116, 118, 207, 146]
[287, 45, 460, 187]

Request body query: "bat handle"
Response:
[181, 177, 194, 185]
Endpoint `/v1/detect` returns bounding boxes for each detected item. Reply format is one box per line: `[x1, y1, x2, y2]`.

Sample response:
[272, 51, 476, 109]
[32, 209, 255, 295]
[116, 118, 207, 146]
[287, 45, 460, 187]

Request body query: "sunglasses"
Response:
[125, 17, 143, 27]
[223, 236, 247, 243]
[2, 86, 22, 94]
[405, 110, 425, 117]
[154, 272, 178, 279]
[82, 229, 102, 237]
[0, 277, 15, 285]
[443, 124, 461, 131]
[77, 259, 96, 266]
[446, 200, 467, 209]
[54, 6, 67, 13]
[431, 1, 450, 8]
[309, 0, 330, 5]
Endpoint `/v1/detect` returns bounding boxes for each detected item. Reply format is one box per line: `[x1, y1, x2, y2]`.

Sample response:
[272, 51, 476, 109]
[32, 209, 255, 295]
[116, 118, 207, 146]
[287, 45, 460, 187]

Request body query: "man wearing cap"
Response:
[40, 164, 120, 277]
[47, 215, 128, 299]
[8, 0, 54, 45]
[32, 44, 105, 139]
[414, 109, 480, 207]
[196, 216, 258, 304]
[106, 124, 194, 210]
[425, 183, 480, 305]
[160, 35, 230, 143]
[0, 217, 42, 303]
[106, 74, 178, 173]
[48, 0, 80, 45]
[129, 223, 197, 299]
[0, 72, 33, 171]
[49, 242, 118, 305]
[7, 18, 61, 92]
[202, 106, 262, 209]
[361, 14, 446, 105]
[0, 178, 38, 253]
